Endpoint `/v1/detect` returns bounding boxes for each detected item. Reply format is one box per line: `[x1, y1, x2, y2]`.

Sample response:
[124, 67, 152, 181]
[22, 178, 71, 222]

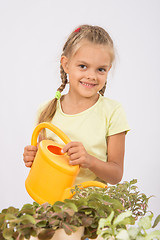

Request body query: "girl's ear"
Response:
[61, 56, 69, 74]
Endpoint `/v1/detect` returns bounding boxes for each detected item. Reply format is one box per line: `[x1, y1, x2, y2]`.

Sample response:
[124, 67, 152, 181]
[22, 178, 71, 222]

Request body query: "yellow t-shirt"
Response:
[36, 95, 130, 184]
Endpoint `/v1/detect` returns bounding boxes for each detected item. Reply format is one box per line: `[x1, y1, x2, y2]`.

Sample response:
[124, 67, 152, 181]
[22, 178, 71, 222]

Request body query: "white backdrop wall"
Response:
[0, 0, 160, 220]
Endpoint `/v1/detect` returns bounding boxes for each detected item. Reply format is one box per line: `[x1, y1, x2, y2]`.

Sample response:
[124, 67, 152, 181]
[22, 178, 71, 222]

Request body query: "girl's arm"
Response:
[62, 132, 125, 185]
[89, 132, 125, 184]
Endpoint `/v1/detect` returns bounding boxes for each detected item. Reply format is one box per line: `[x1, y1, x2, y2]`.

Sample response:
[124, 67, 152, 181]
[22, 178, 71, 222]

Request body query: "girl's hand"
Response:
[23, 135, 43, 168]
[62, 142, 92, 168]
[23, 145, 38, 168]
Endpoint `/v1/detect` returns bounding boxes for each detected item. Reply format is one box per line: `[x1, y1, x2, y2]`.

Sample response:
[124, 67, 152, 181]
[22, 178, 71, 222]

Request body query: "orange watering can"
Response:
[25, 122, 107, 204]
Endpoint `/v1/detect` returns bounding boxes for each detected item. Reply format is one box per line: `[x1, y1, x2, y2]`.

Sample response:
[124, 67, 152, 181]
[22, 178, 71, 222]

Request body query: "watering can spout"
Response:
[62, 181, 107, 200]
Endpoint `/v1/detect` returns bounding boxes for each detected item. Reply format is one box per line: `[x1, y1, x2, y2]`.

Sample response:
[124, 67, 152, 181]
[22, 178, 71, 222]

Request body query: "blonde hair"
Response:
[38, 25, 115, 132]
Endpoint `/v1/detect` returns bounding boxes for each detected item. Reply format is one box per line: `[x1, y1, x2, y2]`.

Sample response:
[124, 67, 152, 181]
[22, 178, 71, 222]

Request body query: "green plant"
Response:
[0, 179, 159, 240]
[72, 179, 150, 218]
[104, 179, 150, 219]
[97, 212, 160, 239]
[0, 195, 124, 240]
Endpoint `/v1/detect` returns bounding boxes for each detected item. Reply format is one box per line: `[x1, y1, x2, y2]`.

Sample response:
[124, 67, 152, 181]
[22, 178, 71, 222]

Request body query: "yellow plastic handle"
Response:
[31, 122, 71, 146]
[62, 181, 107, 200]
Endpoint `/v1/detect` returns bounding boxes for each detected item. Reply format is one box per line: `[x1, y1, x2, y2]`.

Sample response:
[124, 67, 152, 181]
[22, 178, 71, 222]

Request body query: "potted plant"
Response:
[0, 179, 160, 240]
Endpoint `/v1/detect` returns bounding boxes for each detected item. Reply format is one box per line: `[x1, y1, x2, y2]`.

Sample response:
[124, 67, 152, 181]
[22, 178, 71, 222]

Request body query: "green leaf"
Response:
[38, 229, 55, 240]
[1, 209, 8, 214]
[19, 208, 34, 216]
[81, 216, 93, 227]
[105, 198, 124, 211]
[97, 228, 113, 239]
[0, 214, 5, 228]
[64, 202, 78, 212]
[36, 220, 48, 228]
[33, 202, 40, 207]
[98, 211, 114, 231]
[74, 198, 88, 208]
[116, 229, 130, 240]
[105, 211, 114, 225]
[62, 223, 77, 235]
[113, 211, 132, 226]
[6, 207, 19, 214]
[144, 230, 160, 240]
[19, 214, 36, 225]
[152, 214, 160, 228]
[138, 214, 153, 230]
[19, 204, 35, 216]
[17, 225, 34, 237]
[97, 218, 108, 232]
[48, 219, 59, 227]
[2, 228, 14, 240]
[117, 216, 135, 227]
[130, 179, 137, 185]
[21, 204, 33, 210]
[128, 227, 139, 239]
[5, 213, 17, 220]
[53, 201, 65, 212]
[136, 236, 144, 240]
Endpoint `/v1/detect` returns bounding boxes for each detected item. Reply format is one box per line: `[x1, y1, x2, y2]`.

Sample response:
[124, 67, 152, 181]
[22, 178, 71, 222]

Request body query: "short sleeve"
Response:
[107, 104, 130, 136]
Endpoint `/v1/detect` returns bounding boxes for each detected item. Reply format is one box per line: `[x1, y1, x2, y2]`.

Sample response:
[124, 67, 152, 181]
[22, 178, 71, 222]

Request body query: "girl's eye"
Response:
[79, 65, 87, 69]
[98, 68, 106, 73]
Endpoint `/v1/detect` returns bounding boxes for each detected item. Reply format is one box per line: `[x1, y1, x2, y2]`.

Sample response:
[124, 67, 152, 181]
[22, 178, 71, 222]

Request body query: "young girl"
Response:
[23, 24, 130, 186]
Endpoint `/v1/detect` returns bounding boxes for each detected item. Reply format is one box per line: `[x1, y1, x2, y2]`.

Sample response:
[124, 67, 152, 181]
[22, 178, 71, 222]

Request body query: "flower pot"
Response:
[29, 226, 84, 240]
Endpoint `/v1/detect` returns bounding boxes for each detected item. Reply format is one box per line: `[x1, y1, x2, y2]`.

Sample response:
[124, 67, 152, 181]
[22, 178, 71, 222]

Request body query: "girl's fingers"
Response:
[69, 159, 80, 166]
[69, 152, 81, 160]
[66, 147, 80, 156]
[23, 151, 37, 158]
[62, 142, 88, 167]
[25, 162, 33, 168]
[23, 145, 37, 158]
[24, 145, 37, 152]
[24, 156, 35, 162]
[62, 142, 82, 153]
[23, 145, 38, 167]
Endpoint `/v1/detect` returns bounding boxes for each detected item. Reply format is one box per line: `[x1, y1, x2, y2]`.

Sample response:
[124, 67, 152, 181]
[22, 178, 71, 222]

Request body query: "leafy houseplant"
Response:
[97, 211, 160, 240]
[0, 179, 160, 240]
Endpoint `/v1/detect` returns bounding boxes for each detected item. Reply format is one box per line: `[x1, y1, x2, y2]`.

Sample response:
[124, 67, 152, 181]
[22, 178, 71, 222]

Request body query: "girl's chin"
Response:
[78, 90, 98, 99]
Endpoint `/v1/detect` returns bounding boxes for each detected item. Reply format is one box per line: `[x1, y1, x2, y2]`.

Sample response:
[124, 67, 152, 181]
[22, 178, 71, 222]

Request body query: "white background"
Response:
[0, 0, 160, 222]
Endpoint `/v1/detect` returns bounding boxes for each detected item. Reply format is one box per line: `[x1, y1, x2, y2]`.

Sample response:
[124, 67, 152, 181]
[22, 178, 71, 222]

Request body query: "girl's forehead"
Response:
[74, 40, 108, 54]
[70, 41, 112, 63]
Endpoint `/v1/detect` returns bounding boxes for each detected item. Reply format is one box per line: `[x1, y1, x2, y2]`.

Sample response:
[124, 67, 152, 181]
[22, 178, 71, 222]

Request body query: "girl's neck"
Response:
[60, 93, 100, 115]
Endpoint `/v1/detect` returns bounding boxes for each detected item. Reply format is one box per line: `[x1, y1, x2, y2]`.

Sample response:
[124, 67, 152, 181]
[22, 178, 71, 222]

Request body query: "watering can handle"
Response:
[31, 122, 71, 146]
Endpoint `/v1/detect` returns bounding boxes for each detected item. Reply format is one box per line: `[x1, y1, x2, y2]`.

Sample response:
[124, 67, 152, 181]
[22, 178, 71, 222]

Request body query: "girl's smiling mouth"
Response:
[80, 81, 97, 88]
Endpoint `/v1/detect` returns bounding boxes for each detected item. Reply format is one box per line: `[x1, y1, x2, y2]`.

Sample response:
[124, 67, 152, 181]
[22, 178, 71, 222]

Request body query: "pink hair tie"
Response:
[74, 27, 81, 32]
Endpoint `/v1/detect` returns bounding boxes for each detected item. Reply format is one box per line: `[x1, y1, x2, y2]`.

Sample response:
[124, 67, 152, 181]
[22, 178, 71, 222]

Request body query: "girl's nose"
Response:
[86, 70, 97, 80]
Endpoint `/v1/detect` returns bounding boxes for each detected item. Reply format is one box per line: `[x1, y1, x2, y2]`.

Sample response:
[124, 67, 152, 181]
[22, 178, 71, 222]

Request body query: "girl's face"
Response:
[61, 40, 112, 99]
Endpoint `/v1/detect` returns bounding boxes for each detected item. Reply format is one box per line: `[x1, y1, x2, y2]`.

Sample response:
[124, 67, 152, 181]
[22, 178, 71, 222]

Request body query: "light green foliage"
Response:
[0, 180, 159, 240]
[97, 211, 160, 240]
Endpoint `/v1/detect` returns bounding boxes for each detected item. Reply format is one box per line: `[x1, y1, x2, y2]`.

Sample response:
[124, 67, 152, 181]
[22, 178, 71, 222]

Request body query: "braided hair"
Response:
[38, 25, 115, 133]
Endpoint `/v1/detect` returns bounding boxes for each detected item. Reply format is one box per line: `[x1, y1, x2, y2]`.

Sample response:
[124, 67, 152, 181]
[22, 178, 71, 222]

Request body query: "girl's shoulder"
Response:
[99, 95, 122, 112]
[99, 96, 130, 134]
[98, 96, 129, 123]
